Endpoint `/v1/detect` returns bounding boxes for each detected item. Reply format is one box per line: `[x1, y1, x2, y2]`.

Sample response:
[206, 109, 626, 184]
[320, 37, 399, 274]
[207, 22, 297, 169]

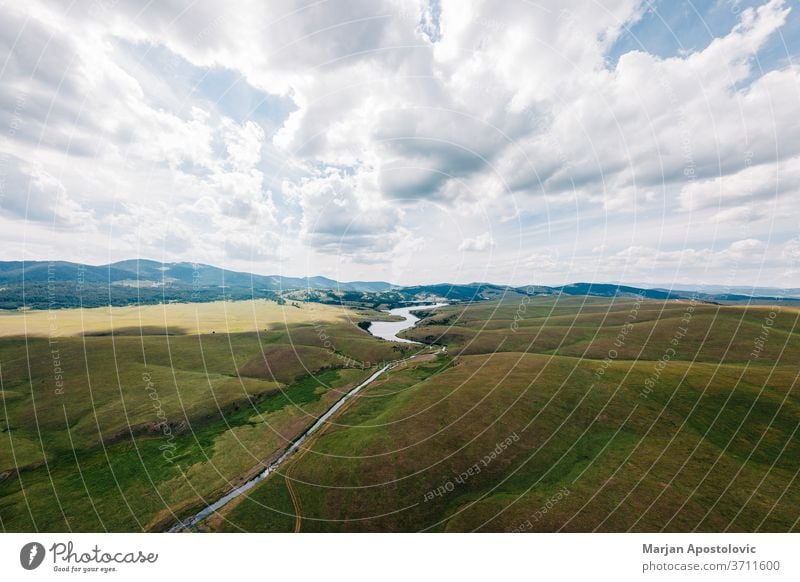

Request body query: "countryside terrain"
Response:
[210, 296, 800, 532]
[1, 259, 792, 311]
[0, 271, 798, 532]
[0, 300, 413, 531]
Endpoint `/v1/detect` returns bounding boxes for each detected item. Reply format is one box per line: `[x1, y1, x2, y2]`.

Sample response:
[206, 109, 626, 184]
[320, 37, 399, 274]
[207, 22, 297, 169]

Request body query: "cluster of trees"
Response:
[0, 280, 488, 312]
[0, 283, 280, 310]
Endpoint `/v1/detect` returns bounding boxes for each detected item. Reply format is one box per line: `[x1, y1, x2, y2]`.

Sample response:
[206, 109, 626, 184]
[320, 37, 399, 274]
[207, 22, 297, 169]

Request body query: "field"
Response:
[0, 300, 412, 531]
[0, 299, 354, 338]
[213, 295, 800, 532]
[1, 295, 798, 532]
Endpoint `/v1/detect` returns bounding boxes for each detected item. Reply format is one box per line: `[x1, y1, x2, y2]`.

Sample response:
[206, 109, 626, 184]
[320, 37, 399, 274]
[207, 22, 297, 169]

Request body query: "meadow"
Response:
[0, 298, 352, 338]
[1, 295, 797, 532]
[0, 300, 412, 531]
[213, 295, 800, 532]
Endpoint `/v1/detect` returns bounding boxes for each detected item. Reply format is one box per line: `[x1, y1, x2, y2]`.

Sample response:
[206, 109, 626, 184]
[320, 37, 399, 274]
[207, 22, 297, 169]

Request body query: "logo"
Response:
[20, 542, 46, 570]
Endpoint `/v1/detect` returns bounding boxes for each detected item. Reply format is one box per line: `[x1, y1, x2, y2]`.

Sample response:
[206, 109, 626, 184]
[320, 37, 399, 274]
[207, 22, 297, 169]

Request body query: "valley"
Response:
[2, 293, 795, 532]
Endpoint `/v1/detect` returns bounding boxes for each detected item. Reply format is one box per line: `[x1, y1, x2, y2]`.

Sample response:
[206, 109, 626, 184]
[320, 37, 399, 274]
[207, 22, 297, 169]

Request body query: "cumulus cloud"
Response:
[282, 168, 403, 257]
[611, 238, 779, 273]
[0, 156, 90, 226]
[459, 232, 495, 252]
[0, 0, 797, 285]
[678, 155, 800, 211]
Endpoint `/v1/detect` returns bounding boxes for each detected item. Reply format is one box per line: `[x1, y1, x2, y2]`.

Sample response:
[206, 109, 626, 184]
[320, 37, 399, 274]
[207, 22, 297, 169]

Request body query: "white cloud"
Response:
[283, 168, 404, 258]
[0, 0, 798, 285]
[609, 238, 781, 275]
[459, 232, 495, 252]
[678, 155, 800, 211]
[0, 157, 91, 226]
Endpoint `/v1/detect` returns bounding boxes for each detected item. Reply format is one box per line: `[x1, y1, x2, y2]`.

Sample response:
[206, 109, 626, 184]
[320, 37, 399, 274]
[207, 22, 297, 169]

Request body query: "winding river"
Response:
[170, 303, 446, 532]
[170, 363, 393, 531]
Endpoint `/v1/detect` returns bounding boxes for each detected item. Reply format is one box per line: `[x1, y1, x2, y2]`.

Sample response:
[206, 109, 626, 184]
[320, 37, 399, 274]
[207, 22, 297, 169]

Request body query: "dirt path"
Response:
[284, 476, 302, 533]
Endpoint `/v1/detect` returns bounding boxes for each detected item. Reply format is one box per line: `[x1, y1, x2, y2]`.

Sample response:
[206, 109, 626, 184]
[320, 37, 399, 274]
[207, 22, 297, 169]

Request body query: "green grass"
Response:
[0, 305, 413, 531]
[215, 477, 297, 533]
[0, 367, 375, 531]
[3, 295, 798, 532]
[217, 296, 800, 532]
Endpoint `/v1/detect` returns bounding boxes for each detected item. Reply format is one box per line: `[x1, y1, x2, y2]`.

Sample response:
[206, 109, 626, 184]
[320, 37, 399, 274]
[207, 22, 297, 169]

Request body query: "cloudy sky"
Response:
[1, 0, 798, 287]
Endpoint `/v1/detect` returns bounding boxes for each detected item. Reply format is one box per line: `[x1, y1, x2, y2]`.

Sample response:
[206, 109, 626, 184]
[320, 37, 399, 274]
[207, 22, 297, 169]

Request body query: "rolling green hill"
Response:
[213, 296, 800, 532]
[0, 302, 413, 531]
[1, 294, 797, 532]
[2, 259, 791, 311]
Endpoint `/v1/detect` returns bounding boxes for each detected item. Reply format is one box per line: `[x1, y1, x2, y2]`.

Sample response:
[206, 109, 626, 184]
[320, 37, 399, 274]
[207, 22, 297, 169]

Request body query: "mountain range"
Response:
[0, 259, 792, 310]
[0, 259, 394, 292]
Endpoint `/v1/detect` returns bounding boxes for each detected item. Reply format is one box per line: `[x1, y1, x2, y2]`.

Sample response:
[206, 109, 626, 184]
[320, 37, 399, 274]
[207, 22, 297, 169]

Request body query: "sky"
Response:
[0, 0, 798, 287]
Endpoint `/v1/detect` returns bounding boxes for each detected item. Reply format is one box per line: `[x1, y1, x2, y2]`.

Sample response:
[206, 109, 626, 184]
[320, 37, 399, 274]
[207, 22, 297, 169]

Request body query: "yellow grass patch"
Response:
[0, 300, 349, 338]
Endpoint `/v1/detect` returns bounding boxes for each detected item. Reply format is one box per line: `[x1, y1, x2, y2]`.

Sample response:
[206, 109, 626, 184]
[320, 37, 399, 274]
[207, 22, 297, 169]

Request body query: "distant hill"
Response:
[654, 285, 800, 300]
[0, 261, 134, 284]
[398, 282, 510, 302]
[551, 282, 678, 300]
[0, 260, 393, 292]
[545, 282, 775, 303]
[0, 259, 790, 310]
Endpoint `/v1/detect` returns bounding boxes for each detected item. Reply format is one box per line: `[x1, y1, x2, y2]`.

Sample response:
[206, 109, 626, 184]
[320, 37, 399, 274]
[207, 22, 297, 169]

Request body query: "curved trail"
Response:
[170, 349, 438, 532]
[285, 476, 302, 533]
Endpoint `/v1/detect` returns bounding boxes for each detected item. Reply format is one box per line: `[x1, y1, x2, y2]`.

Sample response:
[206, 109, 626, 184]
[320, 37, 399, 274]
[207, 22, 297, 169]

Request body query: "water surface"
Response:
[367, 303, 447, 343]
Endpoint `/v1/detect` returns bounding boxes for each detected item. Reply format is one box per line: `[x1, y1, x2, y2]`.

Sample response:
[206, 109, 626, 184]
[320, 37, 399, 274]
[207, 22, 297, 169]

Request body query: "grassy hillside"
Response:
[0, 299, 352, 338]
[214, 296, 800, 532]
[2, 295, 797, 532]
[0, 301, 413, 531]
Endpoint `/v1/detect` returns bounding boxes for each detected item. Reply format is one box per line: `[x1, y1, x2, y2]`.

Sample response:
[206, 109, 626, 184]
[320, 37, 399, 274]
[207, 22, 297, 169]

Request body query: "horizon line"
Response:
[0, 257, 798, 292]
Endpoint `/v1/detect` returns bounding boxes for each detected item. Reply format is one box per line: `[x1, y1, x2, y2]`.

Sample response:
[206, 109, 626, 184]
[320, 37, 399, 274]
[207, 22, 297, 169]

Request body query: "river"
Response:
[169, 303, 446, 531]
[366, 303, 448, 343]
[169, 362, 394, 531]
